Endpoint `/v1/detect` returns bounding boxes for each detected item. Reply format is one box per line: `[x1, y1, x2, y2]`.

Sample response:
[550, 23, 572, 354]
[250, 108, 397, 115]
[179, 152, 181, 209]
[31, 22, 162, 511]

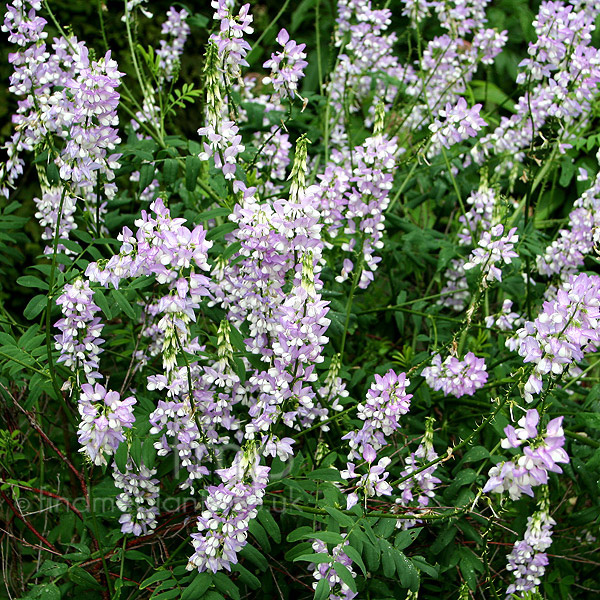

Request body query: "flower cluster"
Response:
[422, 352, 488, 398]
[156, 7, 190, 81]
[428, 98, 486, 158]
[473, 1, 600, 171]
[483, 409, 569, 500]
[187, 449, 269, 573]
[537, 170, 600, 279]
[396, 418, 441, 530]
[464, 224, 519, 284]
[485, 299, 522, 331]
[510, 272, 600, 402]
[343, 370, 412, 462]
[86, 198, 212, 290]
[210, 0, 253, 80]
[505, 499, 556, 598]
[439, 185, 505, 312]
[2, 0, 123, 249]
[341, 457, 393, 510]
[457, 186, 498, 247]
[6, 0, 597, 593]
[314, 109, 399, 288]
[262, 28, 307, 101]
[309, 536, 357, 600]
[77, 383, 136, 466]
[54, 279, 104, 381]
[113, 459, 159, 536]
[197, 1, 253, 183]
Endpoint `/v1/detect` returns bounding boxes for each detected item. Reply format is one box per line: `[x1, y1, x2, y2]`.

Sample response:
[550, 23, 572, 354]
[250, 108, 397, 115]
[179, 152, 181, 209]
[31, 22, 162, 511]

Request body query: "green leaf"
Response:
[247, 519, 271, 552]
[444, 469, 478, 499]
[577, 413, 600, 430]
[186, 155, 201, 191]
[374, 516, 396, 538]
[257, 508, 281, 543]
[200, 593, 225, 600]
[112, 289, 136, 319]
[139, 163, 155, 192]
[287, 526, 314, 543]
[342, 545, 367, 576]
[324, 506, 355, 528]
[459, 446, 490, 464]
[142, 437, 156, 469]
[24, 295, 47, 320]
[130, 437, 142, 468]
[36, 560, 68, 578]
[163, 158, 179, 186]
[114, 442, 128, 474]
[197, 207, 231, 221]
[380, 540, 395, 578]
[94, 288, 112, 320]
[188, 13, 209, 28]
[151, 590, 179, 600]
[430, 526, 457, 555]
[394, 527, 422, 551]
[470, 80, 516, 112]
[458, 548, 483, 591]
[47, 162, 60, 186]
[307, 468, 343, 481]
[334, 562, 357, 593]
[363, 538, 380, 573]
[212, 572, 240, 600]
[140, 571, 173, 589]
[232, 563, 260, 589]
[239, 544, 268, 571]
[301, 531, 344, 545]
[313, 578, 330, 600]
[293, 553, 332, 564]
[559, 159, 576, 187]
[393, 549, 419, 590]
[206, 223, 237, 241]
[181, 573, 211, 600]
[68, 566, 104, 589]
[411, 555, 439, 578]
[17, 275, 48, 290]
[37, 584, 61, 600]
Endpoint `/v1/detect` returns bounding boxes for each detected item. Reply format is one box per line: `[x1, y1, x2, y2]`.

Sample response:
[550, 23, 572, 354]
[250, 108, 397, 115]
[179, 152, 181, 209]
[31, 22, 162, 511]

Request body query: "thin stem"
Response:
[89, 473, 114, 596]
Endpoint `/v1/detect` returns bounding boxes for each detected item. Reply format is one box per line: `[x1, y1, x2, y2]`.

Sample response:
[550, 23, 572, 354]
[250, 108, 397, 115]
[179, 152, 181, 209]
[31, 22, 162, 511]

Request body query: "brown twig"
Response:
[1, 491, 62, 556]
[0, 480, 84, 521]
[3, 384, 89, 507]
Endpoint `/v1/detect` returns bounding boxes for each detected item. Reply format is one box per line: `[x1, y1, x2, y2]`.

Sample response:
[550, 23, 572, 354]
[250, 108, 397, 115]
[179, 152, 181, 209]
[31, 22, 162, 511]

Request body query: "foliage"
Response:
[0, 1, 600, 600]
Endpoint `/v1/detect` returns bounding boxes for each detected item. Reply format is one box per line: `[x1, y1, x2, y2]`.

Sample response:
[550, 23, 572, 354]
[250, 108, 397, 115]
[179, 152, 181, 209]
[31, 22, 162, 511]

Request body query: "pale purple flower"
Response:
[309, 535, 357, 600]
[537, 172, 600, 279]
[343, 370, 412, 462]
[187, 450, 270, 573]
[511, 273, 600, 402]
[263, 28, 308, 101]
[483, 410, 569, 500]
[485, 299, 523, 331]
[157, 7, 190, 81]
[464, 224, 519, 283]
[77, 383, 136, 466]
[54, 279, 105, 381]
[113, 459, 159, 536]
[341, 457, 393, 509]
[428, 98, 486, 156]
[422, 352, 488, 398]
[505, 504, 555, 598]
[396, 420, 440, 529]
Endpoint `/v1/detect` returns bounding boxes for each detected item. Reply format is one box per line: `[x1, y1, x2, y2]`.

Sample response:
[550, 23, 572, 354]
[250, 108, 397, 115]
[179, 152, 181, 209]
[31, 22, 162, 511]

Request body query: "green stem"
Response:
[88, 473, 114, 596]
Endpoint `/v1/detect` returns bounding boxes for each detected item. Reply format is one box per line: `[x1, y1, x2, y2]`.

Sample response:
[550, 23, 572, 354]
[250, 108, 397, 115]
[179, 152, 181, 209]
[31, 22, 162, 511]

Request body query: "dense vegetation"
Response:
[1, 1, 600, 599]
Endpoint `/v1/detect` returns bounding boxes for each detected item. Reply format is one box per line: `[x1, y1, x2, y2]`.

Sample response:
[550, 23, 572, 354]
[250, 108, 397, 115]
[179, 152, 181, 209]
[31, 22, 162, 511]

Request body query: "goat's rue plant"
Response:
[1, 0, 600, 599]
